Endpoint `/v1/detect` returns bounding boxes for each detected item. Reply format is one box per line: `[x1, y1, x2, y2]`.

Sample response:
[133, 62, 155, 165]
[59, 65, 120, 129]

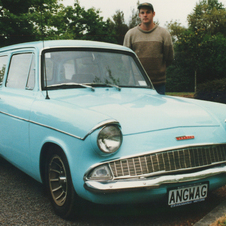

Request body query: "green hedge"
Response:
[166, 63, 194, 92]
[194, 78, 226, 104]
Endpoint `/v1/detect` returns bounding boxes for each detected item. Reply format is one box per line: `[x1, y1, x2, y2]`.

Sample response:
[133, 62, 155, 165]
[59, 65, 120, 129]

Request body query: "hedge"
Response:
[194, 78, 226, 104]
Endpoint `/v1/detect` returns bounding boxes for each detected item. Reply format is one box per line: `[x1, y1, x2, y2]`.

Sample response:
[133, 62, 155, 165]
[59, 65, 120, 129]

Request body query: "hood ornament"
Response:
[176, 135, 195, 141]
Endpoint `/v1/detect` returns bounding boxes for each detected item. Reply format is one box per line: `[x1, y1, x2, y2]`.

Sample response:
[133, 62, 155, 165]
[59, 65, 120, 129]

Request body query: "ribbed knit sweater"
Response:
[123, 25, 174, 85]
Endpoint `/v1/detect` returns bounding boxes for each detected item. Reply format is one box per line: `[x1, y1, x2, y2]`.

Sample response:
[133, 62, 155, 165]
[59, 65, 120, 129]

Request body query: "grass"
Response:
[166, 92, 195, 98]
[210, 215, 226, 226]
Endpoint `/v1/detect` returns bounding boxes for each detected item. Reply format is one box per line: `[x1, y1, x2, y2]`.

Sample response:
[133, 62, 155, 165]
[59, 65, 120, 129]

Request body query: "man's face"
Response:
[139, 8, 155, 25]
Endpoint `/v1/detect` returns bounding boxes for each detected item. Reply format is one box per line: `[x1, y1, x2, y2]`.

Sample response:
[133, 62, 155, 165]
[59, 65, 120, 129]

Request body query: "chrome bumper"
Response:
[84, 165, 226, 193]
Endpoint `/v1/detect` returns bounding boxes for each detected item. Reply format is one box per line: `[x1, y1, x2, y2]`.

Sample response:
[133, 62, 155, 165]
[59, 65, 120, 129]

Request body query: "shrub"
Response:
[166, 62, 194, 92]
[194, 78, 226, 104]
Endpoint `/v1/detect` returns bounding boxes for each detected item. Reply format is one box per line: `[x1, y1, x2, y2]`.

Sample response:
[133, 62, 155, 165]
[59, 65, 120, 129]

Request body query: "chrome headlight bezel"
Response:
[87, 164, 112, 180]
[97, 125, 123, 154]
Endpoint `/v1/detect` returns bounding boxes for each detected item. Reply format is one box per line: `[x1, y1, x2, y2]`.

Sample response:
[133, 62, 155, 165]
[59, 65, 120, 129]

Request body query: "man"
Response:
[123, 2, 174, 94]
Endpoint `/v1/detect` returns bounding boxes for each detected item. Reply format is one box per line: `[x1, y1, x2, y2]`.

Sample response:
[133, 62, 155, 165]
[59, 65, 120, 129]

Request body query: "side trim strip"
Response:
[0, 110, 119, 140]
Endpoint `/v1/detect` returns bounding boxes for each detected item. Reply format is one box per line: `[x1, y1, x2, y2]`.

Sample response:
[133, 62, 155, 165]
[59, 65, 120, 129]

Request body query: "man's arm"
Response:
[123, 31, 132, 49]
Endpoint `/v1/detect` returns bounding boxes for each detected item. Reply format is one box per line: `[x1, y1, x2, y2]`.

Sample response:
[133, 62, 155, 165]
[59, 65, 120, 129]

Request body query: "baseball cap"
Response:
[138, 3, 154, 11]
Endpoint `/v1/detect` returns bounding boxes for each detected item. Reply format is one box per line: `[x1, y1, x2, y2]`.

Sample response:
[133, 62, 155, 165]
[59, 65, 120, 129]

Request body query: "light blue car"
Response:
[0, 40, 226, 219]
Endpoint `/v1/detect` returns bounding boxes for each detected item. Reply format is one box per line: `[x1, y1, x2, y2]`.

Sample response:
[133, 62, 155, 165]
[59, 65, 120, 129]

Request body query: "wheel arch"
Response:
[40, 141, 81, 219]
[40, 142, 67, 185]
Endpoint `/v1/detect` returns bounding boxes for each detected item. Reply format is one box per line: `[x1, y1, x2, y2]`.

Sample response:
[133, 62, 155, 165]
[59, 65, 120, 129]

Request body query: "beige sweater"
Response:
[123, 25, 174, 85]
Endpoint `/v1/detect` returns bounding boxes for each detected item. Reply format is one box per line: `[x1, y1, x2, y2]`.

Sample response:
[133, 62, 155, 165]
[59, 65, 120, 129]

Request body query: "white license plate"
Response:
[168, 183, 208, 207]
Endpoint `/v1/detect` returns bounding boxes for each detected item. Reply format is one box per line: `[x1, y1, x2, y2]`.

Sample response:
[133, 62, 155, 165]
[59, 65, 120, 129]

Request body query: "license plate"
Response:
[168, 183, 208, 207]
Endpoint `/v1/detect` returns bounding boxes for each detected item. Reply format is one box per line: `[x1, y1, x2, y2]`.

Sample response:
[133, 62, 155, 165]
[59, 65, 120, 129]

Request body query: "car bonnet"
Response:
[55, 89, 221, 136]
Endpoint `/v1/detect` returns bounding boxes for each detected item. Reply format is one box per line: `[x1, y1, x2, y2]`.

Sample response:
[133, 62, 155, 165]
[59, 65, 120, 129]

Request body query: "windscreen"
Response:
[42, 49, 152, 89]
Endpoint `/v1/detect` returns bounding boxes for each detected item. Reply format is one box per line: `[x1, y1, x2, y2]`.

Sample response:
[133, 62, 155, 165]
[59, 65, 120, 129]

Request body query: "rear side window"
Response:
[0, 55, 8, 85]
[6, 53, 35, 89]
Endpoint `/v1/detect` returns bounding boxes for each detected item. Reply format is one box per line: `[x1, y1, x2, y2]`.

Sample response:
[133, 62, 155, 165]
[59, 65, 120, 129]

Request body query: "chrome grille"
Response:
[109, 144, 226, 179]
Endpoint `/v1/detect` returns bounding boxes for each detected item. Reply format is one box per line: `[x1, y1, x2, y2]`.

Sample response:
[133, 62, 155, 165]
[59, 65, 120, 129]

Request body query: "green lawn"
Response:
[166, 92, 195, 98]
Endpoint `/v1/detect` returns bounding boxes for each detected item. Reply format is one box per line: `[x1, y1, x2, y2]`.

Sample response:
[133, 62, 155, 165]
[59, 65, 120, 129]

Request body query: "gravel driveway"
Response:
[1, 156, 226, 226]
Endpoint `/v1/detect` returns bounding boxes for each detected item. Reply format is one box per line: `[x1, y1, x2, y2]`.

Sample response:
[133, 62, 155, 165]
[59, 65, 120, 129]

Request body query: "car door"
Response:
[0, 51, 36, 172]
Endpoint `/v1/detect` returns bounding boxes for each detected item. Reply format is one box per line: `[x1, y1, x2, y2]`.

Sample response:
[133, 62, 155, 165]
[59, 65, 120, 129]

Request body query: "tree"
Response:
[111, 10, 128, 45]
[188, 0, 226, 36]
[166, 21, 186, 43]
[30, 0, 117, 43]
[0, 0, 118, 46]
[194, 33, 226, 82]
[168, 0, 226, 92]
[185, 0, 226, 83]
[74, 6, 117, 42]
[128, 4, 140, 29]
[165, 24, 195, 92]
[0, 0, 59, 46]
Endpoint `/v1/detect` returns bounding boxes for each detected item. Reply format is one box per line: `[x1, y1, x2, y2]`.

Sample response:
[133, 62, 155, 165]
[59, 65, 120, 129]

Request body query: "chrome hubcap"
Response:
[48, 155, 68, 206]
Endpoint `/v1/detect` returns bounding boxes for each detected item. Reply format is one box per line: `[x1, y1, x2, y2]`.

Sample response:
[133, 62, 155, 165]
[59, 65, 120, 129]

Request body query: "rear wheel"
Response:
[45, 147, 80, 219]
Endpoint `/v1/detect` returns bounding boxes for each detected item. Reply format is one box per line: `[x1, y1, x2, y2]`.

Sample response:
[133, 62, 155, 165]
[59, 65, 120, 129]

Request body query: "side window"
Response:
[26, 54, 35, 90]
[6, 53, 35, 89]
[45, 58, 54, 81]
[0, 55, 8, 86]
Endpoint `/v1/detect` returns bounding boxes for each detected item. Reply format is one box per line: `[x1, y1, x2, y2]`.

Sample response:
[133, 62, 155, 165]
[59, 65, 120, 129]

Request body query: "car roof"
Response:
[0, 40, 133, 54]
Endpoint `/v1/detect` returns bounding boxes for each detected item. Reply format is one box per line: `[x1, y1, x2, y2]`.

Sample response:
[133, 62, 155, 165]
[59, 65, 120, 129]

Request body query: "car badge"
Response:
[176, 135, 195, 141]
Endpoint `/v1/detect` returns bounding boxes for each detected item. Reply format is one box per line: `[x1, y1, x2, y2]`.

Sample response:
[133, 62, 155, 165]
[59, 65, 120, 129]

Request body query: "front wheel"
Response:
[45, 147, 80, 219]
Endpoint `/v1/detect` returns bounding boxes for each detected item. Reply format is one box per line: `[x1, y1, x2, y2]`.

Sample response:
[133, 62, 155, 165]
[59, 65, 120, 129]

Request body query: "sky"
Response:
[61, 0, 226, 28]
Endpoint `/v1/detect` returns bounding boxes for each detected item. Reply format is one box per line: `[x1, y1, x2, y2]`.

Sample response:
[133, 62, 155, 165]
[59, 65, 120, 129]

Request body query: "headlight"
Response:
[97, 125, 122, 154]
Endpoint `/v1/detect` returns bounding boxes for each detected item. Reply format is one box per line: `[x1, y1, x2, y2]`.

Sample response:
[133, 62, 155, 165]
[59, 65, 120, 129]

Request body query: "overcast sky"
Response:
[61, 0, 226, 27]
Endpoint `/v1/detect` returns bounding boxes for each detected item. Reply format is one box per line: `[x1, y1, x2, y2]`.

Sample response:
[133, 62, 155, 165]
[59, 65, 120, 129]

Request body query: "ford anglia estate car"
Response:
[0, 40, 226, 219]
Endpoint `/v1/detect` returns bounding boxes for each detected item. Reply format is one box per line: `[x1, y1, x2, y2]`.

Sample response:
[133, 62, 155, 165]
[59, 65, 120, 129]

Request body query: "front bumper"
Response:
[85, 165, 226, 193]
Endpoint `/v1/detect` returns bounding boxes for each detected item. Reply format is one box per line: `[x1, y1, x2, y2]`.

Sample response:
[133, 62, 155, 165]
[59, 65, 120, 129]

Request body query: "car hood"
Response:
[55, 89, 220, 136]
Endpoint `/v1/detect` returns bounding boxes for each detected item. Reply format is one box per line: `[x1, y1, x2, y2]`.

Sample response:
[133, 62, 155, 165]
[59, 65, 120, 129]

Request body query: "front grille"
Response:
[109, 144, 226, 179]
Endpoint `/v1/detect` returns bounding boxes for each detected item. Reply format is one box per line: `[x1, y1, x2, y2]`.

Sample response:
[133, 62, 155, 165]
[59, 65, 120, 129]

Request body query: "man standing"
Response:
[123, 2, 174, 94]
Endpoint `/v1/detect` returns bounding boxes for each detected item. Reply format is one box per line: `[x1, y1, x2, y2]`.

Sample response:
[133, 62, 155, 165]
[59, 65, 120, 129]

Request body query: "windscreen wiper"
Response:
[47, 83, 95, 92]
[89, 83, 121, 91]
[106, 83, 121, 91]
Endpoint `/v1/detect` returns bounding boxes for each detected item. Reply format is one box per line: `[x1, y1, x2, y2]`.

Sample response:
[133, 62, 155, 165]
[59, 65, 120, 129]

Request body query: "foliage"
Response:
[196, 33, 226, 82]
[211, 215, 226, 226]
[110, 10, 128, 45]
[165, 21, 194, 92]
[0, 0, 59, 46]
[0, 0, 117, 46]
[66, 3, 116, 42]
[188, 0, 226, 36]
[128, 0, 140, 29]
[28, 1, 63, 40]
[166, 0, 226, 93]
[166, 62, 194, 92]
[166, 92, 194, 98]
[128, 8, 140, 29]
[29, 1, 117, 43]
[166, 21, 186, 44]
[194, 78, 226, 103]
[1, 0, 226, 97]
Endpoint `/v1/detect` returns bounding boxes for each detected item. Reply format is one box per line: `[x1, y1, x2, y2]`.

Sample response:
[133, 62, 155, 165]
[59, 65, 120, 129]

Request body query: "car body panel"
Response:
[0, 40, 225, 210]
[54, 88, 222, 134]
[0, 88, 37, 172]
[28, 88, 225, 140]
